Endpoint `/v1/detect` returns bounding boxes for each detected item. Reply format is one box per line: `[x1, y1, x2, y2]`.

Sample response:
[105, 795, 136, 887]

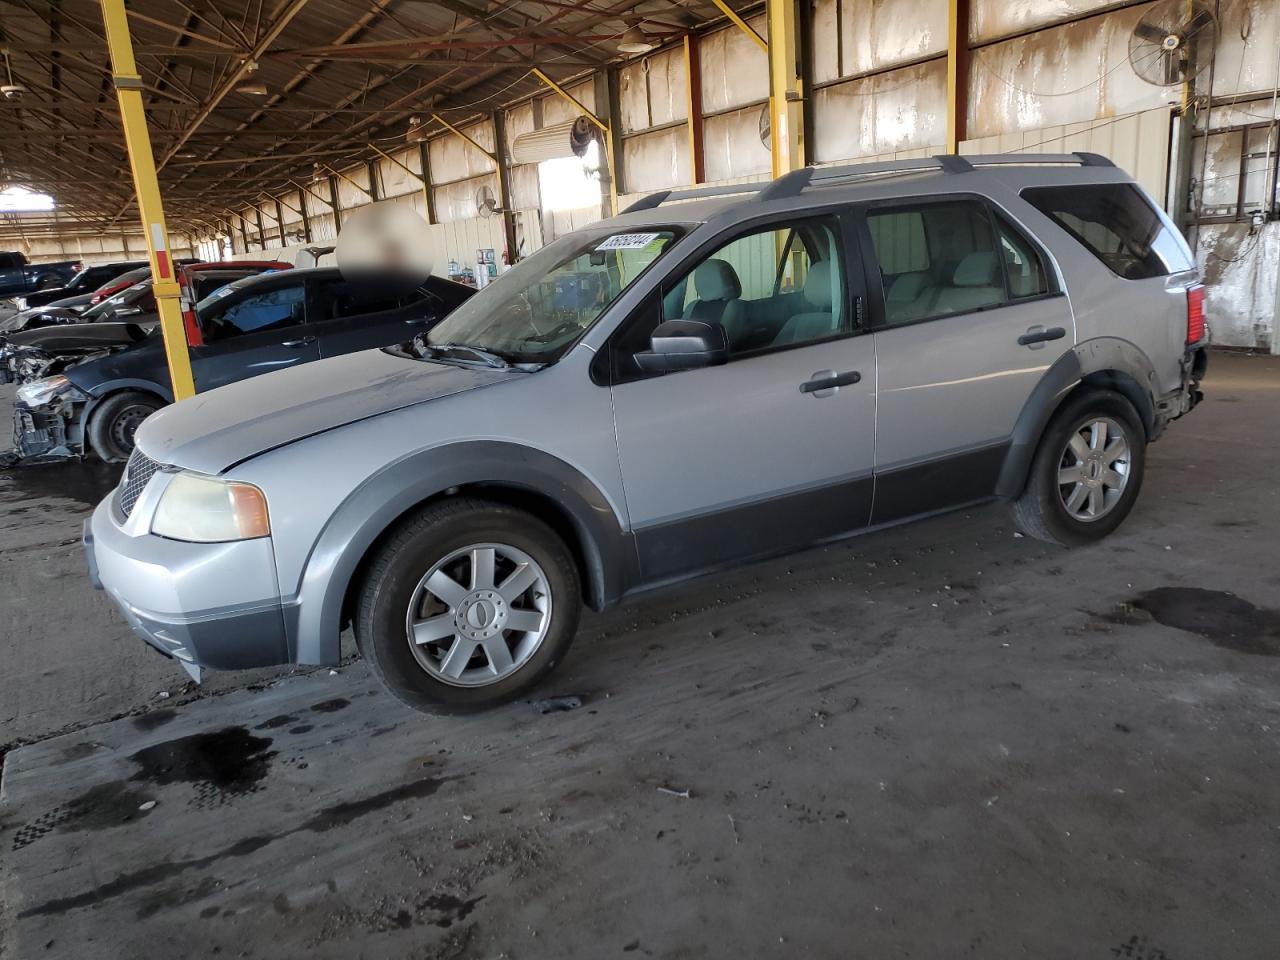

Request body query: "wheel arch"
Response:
[81, 382, 171, 455]
[285, 441, 636, 666]
[995, 337, 1158, 498]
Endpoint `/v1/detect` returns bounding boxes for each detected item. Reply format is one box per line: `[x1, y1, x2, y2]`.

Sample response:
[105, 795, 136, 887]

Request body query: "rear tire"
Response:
[354, 498, 581, 714]
[87, 391, 163, 462]
[1012, 388, 1146, 545]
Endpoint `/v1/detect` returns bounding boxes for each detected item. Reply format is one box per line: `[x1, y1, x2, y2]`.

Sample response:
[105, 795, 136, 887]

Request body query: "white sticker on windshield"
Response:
[595, 232, 662, 252]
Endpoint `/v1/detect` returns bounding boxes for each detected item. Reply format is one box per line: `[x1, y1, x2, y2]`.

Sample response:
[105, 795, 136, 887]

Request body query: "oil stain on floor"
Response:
[1111, 587, 1280, 656]
[128, 727, 276, 807]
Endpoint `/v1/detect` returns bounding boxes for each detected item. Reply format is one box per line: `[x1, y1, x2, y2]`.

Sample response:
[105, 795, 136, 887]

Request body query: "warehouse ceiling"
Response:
[0, 0, 738, 234]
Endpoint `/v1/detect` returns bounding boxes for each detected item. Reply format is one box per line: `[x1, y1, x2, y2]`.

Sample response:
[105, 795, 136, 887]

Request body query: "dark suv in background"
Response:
[11, 266, 473, 461]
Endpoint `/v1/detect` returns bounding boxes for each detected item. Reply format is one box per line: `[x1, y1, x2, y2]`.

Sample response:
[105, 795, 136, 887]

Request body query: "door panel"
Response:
[612, 338, 877, 581]
[865, 197, 1074, 523]
[309, 277, 429, 357]
[873, 296, 1074, 472]
[190, 282, 316, 391]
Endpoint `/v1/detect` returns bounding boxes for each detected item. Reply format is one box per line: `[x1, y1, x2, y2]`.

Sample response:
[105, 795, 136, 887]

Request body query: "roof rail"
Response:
[620, 181, 766, 214]
[620, 152, 1115, 213]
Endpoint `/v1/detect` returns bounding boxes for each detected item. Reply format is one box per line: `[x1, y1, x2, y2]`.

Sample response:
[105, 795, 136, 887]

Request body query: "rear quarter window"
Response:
[1021, 183, 1192, 280]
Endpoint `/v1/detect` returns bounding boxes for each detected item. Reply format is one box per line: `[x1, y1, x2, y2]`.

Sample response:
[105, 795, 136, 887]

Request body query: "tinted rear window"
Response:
[1021, 183, 1192, 280]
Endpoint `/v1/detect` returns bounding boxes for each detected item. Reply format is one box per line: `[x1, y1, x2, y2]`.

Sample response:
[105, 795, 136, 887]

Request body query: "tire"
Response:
[87, 391, 164, 462]
[1012, 388, 1146, 545]
[354, 497, 582, 714]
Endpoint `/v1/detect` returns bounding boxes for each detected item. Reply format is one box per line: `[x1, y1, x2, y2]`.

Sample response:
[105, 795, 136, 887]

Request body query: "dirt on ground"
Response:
[2, 353, 1279, 959]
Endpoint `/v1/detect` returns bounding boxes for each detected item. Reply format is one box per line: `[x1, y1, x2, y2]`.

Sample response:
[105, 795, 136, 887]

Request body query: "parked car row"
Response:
[6, 263, 473, 461]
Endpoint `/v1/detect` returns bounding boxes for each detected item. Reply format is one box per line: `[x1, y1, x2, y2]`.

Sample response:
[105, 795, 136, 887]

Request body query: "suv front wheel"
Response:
[1013, 388, 1147, 545]
[355, 498, 582, 713]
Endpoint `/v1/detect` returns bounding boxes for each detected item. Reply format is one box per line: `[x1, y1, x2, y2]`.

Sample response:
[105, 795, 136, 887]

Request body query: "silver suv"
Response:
[85, 153, 1208, 712]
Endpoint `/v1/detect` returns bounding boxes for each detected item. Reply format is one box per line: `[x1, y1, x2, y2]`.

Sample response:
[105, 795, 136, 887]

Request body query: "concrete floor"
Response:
[1, 351, 1278, 959]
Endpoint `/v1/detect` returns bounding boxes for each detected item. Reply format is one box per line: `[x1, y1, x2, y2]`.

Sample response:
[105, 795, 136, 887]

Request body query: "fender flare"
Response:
[995, 337, 1158, 498]
[284, 440, 636, 665]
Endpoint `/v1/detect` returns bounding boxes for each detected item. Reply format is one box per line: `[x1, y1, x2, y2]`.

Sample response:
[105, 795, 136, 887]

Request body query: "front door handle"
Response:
[800, 369, 861, 397]
[1017, 325, 1066, 347]
[281, 336, 316, 348]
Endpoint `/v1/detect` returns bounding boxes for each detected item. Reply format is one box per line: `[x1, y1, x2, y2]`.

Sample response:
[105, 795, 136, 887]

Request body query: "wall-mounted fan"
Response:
[475, 184, 501, 218]
[758, 106, 770, 148]
[1129, 0, 1218, 86]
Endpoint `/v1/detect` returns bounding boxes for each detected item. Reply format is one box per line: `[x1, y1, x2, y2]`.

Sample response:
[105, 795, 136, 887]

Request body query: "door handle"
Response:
[404, 316, 434, 325]
[1017, 326, 1066, 347]
[800, 369, 861, 396]
[281, 336, 316, 348]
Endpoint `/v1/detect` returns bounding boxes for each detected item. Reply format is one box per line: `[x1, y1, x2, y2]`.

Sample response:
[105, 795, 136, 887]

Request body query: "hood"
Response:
[137, 347, 523, 474]
[0, 305, 83, 334]
[6, 321, 152, 352]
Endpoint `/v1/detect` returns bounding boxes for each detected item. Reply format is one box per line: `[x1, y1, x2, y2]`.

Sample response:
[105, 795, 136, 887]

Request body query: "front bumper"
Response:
[12, 397, 86, 460]
[86, 494, 292, 675]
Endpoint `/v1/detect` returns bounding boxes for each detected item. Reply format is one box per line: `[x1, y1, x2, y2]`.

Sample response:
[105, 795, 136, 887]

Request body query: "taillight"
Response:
[1186, 285, 1206, 345]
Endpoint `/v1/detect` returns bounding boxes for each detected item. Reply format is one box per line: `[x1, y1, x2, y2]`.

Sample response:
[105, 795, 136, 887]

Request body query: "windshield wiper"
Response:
[424, 342, 510, 369]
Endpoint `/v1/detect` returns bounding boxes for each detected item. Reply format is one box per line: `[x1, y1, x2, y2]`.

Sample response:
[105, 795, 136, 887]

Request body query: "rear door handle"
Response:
[1017, 325, 1066, 347]
[800, 369, 861, 397]
[281, 336, 316, 348]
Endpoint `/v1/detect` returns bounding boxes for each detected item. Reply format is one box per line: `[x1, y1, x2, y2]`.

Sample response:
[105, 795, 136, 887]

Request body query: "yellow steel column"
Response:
[945, 0, 971, 154]
[766, 0, 805, 178]
[101, 0, 196, 400]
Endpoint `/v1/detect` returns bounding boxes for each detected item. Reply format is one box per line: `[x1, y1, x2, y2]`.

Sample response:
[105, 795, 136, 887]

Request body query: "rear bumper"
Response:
[86, 496, 292, 673]
[1153, 344, 1207, 437]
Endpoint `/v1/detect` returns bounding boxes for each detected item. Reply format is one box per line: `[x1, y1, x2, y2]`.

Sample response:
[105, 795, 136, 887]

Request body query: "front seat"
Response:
[774, 260, 839, 346]
[683, 259, 746, 344]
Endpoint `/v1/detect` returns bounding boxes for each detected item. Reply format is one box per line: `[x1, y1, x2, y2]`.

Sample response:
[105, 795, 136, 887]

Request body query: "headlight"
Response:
[15, 375, 74, 407]
[151, 472, 271, 542]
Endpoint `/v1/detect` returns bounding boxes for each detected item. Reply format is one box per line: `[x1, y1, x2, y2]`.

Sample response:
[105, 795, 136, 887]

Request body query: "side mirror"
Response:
[633, 319, 729, 374]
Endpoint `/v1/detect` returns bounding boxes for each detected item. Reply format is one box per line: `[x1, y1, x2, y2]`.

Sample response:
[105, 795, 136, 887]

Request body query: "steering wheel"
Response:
[524, 319, 581, 344]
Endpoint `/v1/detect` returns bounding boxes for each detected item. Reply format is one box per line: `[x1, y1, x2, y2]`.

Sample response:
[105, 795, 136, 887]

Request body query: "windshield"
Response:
[422, 227, 682, 364]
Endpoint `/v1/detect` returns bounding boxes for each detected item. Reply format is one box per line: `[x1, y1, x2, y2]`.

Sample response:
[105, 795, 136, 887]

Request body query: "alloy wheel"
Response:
[404, 543, 551, 687]
[1056, 416, 1131, 522]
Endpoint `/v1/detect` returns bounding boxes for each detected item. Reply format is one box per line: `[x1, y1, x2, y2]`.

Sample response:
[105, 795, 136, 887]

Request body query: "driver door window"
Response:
[201, 284, 305, 343]
[662, 218, 848, 356]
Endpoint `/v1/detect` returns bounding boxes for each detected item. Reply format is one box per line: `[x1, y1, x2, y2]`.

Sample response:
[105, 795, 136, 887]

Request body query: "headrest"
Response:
[953, 252, 998, 287]
[887, 272, 928, 303]
[804, 260, 833, 310]
[693, 259, 741, 302]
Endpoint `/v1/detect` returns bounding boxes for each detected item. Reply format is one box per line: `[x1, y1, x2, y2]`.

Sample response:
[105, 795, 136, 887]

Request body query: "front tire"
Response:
[1012, 388, 1146, 545]
[87, 390, 163, 462]
[354, 498, 582, 713]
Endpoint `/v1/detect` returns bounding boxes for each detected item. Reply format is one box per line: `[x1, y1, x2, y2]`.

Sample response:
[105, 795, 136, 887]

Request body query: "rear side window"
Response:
[1021, 183, 1192, 279]
[868, 199, 1006, 326]
[314, 278, 406, 320]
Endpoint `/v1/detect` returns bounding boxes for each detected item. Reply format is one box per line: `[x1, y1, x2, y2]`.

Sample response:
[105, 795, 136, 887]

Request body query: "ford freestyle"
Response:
[84, 154, 1207, 712]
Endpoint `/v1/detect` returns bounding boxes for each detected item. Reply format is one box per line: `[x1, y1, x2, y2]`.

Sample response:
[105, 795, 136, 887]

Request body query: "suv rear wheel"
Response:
[355, 498, 581, 713]
[1013, 388, 1146, 545]
[87, 390, 163, 462]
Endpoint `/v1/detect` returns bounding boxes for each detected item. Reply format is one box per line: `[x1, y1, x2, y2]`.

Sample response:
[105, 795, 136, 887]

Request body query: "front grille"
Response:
[119, 448, 161, 518]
